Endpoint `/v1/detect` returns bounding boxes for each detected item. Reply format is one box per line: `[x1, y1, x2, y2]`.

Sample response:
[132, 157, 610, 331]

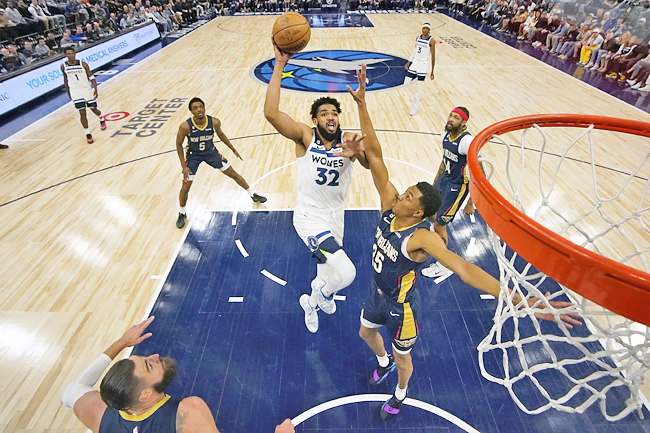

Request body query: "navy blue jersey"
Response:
[99, 395, 179, 433]
[186, 116, 216, 154]
[372, 210, 431, 304]
[441, 130, 473, 185]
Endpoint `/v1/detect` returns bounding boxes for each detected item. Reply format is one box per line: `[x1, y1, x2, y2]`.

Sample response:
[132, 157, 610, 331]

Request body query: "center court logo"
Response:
[250, 50, 408, 93]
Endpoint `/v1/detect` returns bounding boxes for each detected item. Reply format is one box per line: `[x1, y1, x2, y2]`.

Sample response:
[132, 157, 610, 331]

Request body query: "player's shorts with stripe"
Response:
[293, 202, 345, 250]
[434, 176, 470, 226]
[70, 87, 97, 109]
[184, 148, 230, 181]
[406, 60, 428, 81]
[360, 280, 421, 354]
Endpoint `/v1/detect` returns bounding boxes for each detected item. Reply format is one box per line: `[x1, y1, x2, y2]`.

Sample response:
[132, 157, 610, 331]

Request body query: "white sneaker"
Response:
[299, 294, 319, 333]
[409, 103, 419, 116]
[627, 79, 637, 86]
[312, 277, 335, 314]
[585, 62, 593, 68]
[632, 82, 643, 90]
[422, 262, 452, 278]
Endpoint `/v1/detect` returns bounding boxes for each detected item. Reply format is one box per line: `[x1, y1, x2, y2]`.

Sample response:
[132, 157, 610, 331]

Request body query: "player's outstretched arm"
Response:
[62, 317, 156, 433]
[346, 64, 398, 213]
[263, 39, 312, 145]
[213, 117, 242, 160]
[409, 229, 582, 328]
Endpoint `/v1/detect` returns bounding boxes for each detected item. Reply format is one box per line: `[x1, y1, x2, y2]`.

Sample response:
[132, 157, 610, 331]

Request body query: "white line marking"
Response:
[384, 157, 437, 177]
[3, 139, 47, 142]
[228, 297, 244, 302]
[150, 275, 163, 280]
[434, 272, 453, 284]
[469, 214, 476, 223]
[290, 394, 480, 433]
[231, 211, 237, 226]
[333, 295, 346, 301]
[466, 237, 476, 253]
[235, 239, 249, 257]
[480, 294, 496, 300]
[261, 269, 287, 286]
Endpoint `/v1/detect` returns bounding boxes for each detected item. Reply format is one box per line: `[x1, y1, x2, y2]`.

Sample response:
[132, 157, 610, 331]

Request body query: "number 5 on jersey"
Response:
[372, 243, 384, 273]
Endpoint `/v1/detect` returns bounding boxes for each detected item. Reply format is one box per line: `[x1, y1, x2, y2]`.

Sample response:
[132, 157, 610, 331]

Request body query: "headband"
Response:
[422, 23, 431, 29]
[452, 108, 469, 121]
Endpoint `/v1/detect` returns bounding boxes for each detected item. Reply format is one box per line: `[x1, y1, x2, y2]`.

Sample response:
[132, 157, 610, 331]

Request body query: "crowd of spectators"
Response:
[0, 0, 216, 74]
[451, 0, 650, 91]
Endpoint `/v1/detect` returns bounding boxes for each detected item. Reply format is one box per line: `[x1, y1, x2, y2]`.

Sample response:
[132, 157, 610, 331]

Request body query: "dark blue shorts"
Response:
[361, 280, 420, 354]
[185, 148, 230, 180]
[433, 176, 469, 226]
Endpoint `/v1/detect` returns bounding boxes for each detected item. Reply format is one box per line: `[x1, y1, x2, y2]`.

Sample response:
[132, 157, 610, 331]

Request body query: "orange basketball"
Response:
[272, 12, 311, 54]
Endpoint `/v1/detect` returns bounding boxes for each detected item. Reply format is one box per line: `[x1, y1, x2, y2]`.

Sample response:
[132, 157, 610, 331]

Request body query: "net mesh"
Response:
[475, 121, 650, 421]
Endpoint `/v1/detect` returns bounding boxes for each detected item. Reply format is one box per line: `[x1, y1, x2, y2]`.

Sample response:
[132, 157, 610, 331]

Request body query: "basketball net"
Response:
[471, 117, 650, 421]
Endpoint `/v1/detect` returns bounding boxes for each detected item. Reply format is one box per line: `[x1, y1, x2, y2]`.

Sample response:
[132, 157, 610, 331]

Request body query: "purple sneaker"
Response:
[380, 394, 404, 420]
[369, 355, 396, 385]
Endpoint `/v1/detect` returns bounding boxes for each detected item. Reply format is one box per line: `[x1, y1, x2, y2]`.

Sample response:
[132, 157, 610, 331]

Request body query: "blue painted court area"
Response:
[132, 209, 650, 433]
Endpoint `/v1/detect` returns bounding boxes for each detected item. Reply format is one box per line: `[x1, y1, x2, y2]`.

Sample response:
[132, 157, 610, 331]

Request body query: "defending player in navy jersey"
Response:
[343, 64, 581, 420]
[61, 317, 295, 433]
[264, 39, 369, 333]
[422, 107, 477, 278]
[404, 23, 436, 116]
[175, 97, 266, 228]
[61, 47, 106, 144]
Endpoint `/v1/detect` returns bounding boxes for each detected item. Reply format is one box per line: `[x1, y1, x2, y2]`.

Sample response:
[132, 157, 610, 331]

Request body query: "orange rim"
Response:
[468, 114, 650, 326]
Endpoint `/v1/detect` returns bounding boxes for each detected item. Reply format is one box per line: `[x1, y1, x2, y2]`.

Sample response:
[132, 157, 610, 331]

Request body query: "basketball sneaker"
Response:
[86, 134, 94, 144]
[422, 262, 452, 278]
[100, 120, 107, 130]
[176, 212, 186, 229]
[369, 355, 396, 385]
[409, 103, 418, 116]
[299, 294, 319, 333]
[380, 393, 405, 420]
[252, 193, 267, 203]
[313, 277, 335, 314]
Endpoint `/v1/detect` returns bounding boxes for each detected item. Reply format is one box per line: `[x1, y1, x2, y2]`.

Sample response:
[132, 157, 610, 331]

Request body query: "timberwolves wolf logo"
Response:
[250, 50, 408, 93]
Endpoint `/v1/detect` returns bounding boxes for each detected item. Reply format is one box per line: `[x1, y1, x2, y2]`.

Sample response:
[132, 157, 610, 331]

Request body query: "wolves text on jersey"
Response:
[374, 227, 399, 262]
[311, 154, 345, 168]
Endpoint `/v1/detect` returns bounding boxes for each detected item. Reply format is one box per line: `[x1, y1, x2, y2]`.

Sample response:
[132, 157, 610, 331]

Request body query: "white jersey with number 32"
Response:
[296, 127, 353, 210]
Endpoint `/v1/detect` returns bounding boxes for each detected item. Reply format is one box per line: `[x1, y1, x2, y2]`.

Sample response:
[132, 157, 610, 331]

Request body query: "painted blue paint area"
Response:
[250, 50, 408, 93]
[133, 209, 650, 433]
[441, 9, 650, 115]
[307, 13, 375, 28]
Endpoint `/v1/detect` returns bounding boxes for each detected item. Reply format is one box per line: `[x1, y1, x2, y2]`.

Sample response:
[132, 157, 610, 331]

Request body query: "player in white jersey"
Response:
[404, 23, 436, 116]
[264, 39, 368, 333]
[62, 47, 106, 144]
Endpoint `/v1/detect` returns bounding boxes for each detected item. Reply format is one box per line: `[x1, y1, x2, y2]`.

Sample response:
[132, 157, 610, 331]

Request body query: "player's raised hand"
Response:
[527, 292, 583, 329]
[275, 419, 295, 433]
[346, 63, 367, 104]
[271, 37, 293, 64]
[336, 133, 366, 158]
[118, 316, 155, 347]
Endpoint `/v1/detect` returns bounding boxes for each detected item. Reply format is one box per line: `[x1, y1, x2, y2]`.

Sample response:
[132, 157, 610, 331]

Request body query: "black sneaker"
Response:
[86, 134, 94, 144]
[0, 144, 8, 149]
[176, 212, 186, 228]
[252, 193, 267, 203]
[380, 393, 404, 420]
[369, 355, 396, 385]
[100, 120, 107, 130]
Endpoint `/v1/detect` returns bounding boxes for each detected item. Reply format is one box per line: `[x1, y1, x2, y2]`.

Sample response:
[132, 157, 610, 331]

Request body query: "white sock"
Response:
[395, 385, 407, 400]
[404, 77, 416, 96]
[415, 81, 424, 103]
[84, 128, 90, 134]
[179, 206, 186, 215]
[246, 187, 254, 197]
[377, 353, 389, 368]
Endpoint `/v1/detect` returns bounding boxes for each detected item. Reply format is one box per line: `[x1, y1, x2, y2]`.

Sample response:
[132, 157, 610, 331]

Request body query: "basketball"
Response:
[272, 12, 311, 54]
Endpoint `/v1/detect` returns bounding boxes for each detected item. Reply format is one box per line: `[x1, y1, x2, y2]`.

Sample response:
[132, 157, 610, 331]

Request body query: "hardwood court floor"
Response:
[1, 12, 649, 433]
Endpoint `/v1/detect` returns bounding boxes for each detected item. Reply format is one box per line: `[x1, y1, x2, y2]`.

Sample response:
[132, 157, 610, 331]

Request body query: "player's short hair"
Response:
[310, 97, 341, 119]
[64, 47, 75, 54]
[100, 359, 143, 410]
[188, 97, 204, 111]
[415, 182, 441, 218]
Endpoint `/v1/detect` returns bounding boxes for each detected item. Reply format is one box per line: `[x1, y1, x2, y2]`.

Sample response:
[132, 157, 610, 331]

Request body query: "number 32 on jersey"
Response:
[315, 168, 340, 186]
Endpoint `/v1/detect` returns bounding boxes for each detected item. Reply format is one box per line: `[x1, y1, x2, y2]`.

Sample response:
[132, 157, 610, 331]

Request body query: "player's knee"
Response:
[328, 249, 356, 287]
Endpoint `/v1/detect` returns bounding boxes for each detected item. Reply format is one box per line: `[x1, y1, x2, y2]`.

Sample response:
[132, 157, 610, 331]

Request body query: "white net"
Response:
[475, 120, 650, 421]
